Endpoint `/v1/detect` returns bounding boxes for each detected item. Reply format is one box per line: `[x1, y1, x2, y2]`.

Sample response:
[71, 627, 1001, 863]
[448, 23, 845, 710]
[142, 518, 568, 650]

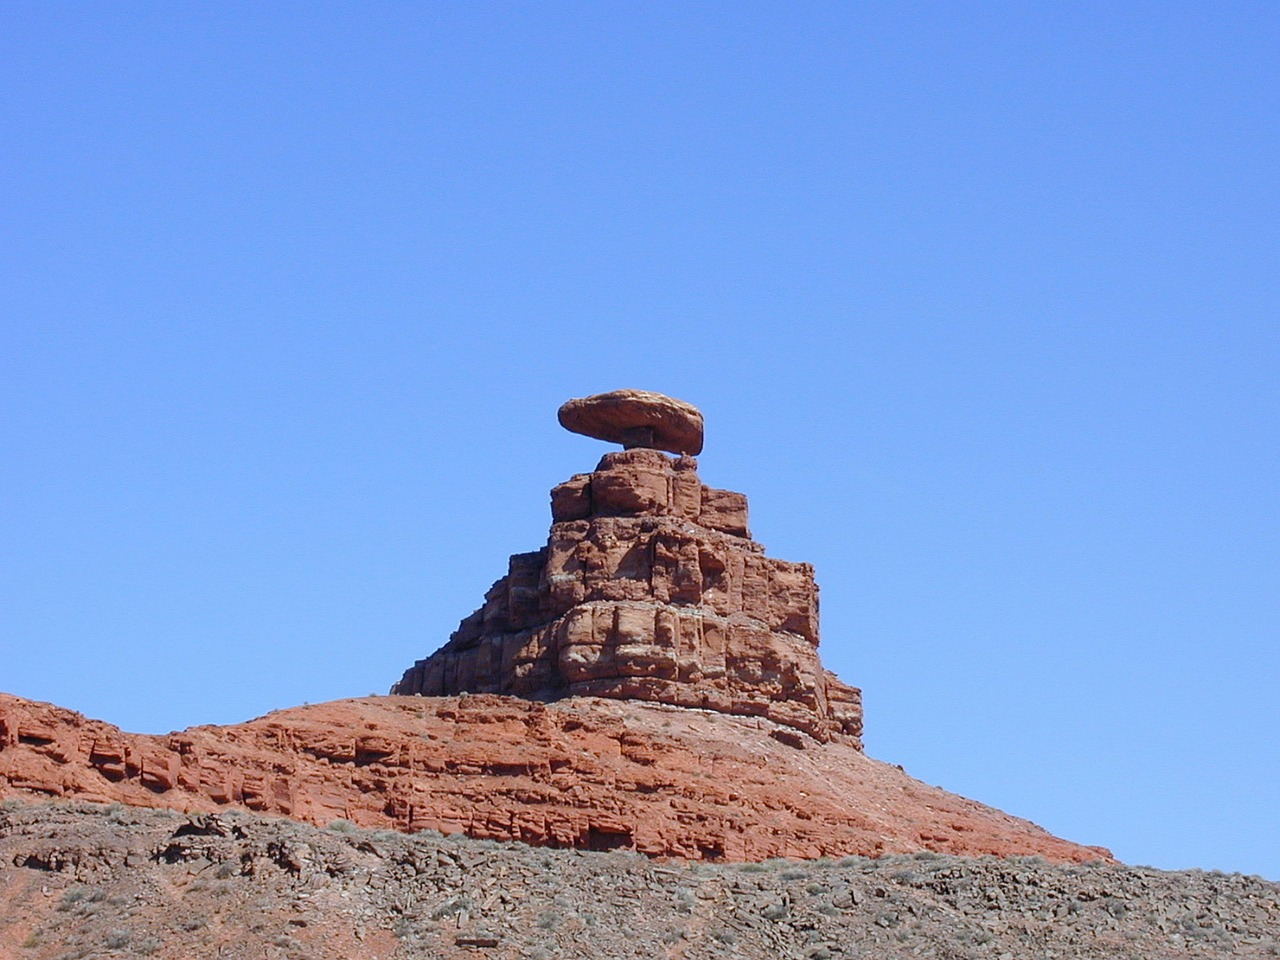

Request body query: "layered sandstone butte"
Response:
[392, 390, 862, 746]
[0, 388, 1118, 865]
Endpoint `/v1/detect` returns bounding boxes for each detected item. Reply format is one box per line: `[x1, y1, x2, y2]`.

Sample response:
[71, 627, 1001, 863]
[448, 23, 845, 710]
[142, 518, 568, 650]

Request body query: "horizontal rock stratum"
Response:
[0, 692, 1111, 863]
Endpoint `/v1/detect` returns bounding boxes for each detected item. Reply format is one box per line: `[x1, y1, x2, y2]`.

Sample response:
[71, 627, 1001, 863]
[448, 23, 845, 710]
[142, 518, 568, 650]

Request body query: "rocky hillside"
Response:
[1, 801, 1276, 960]
[0, 692, 1107, 864]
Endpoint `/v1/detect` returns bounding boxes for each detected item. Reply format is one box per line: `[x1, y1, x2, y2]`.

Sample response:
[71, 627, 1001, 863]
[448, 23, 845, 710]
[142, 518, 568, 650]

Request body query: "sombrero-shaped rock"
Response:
[557, 389, 704, 456]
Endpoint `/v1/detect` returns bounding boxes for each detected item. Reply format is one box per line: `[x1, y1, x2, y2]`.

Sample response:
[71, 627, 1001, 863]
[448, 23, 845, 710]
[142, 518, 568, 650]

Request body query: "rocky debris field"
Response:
[1, 801, 1275, 960]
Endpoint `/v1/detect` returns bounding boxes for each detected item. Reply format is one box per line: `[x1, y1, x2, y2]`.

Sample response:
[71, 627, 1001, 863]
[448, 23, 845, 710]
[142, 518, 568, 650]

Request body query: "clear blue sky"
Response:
[3, 3, 1276, 879]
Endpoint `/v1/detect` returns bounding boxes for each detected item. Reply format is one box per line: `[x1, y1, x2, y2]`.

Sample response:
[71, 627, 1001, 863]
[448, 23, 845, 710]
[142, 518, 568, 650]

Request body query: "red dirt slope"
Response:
[0, 691, 1110, 863]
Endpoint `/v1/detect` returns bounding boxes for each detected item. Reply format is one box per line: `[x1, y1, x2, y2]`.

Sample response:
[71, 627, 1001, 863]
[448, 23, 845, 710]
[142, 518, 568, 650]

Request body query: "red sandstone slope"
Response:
[0, 691, 1110, 863]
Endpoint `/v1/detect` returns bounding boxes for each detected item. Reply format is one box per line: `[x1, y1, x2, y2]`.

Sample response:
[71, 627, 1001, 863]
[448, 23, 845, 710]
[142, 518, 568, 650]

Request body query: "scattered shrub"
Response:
[59, 887, 89, 908]
[673, 888, 696, 914]
[761, 901, 788, 921]
[430, 896, 474, 921]
[103, 929, 131, 949]
[1101, 897, 1128, 919]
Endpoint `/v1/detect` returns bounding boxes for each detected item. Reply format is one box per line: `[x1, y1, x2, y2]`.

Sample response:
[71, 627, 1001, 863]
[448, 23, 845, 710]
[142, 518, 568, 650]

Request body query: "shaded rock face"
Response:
[392, 447, 863, 746]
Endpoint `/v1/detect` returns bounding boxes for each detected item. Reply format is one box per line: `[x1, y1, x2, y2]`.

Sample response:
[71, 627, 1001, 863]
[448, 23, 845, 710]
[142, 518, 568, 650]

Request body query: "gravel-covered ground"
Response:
[1, 800, 1276, 960]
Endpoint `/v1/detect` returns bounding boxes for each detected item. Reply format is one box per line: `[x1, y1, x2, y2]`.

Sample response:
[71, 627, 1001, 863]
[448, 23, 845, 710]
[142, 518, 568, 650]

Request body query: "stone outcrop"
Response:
[0, 692, 1113, 863]
[392, 392, 862, 746]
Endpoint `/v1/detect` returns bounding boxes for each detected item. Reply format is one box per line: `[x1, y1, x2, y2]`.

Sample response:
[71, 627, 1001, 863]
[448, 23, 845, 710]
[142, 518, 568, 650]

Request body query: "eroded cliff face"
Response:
[391, 449, 862, 746]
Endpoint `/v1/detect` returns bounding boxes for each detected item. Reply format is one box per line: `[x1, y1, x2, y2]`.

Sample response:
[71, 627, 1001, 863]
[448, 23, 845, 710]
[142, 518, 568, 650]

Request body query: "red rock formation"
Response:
[391, 446, 863, 746]
[0, 390, 1118, 867]
[0, 692, 1112, 863]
